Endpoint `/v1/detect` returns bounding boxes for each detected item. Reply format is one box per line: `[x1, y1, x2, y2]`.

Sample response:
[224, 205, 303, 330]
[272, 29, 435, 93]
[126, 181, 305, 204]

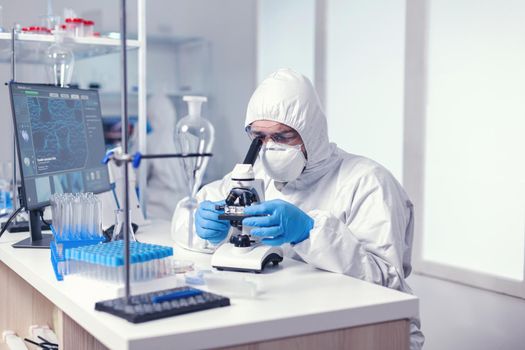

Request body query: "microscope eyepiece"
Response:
[243, 138, 263, 165]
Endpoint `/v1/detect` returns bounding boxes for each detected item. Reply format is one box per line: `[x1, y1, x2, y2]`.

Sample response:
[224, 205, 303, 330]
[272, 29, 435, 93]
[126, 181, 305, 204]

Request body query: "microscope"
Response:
[211, 138, 284, 273]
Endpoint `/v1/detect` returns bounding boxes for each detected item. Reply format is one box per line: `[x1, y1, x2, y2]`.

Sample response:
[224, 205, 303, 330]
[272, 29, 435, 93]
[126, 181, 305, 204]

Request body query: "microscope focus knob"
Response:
[232, 234, 251, 247]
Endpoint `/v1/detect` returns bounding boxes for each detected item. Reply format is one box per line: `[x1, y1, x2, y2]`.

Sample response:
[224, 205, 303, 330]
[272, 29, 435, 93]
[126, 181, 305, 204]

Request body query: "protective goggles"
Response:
[245, 124, 301, 145]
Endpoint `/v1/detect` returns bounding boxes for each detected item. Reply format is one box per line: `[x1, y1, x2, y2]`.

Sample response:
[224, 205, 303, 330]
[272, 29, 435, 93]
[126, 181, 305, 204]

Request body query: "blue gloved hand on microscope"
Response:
[242, 199, 314, 246]
[195, 200, 230, 244]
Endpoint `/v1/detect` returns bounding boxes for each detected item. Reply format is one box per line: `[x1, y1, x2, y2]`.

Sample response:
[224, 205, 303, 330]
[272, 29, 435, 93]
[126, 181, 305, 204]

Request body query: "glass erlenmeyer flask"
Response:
[45, 30, 74, 87]
[111, 209, 137, 242]
[175, 96, 214, 250]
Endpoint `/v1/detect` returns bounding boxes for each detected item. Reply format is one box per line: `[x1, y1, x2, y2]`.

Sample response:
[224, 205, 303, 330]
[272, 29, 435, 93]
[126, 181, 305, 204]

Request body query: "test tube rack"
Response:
[65, 241, 174, 284]
[50, 225, 105, 281]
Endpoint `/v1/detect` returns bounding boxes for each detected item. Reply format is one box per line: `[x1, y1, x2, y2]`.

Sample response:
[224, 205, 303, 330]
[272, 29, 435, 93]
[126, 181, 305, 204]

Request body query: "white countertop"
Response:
[0, 221, 418, 350]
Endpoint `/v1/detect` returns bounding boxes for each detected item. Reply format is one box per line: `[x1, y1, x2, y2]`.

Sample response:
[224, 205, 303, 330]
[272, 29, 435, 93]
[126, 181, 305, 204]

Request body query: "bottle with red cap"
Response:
[73, 18, 83, 37]
[64, 18, 75, 37]
[83, 20, 94, 37]
[64, 17, 84, 37]
[24, 26, 52, 34]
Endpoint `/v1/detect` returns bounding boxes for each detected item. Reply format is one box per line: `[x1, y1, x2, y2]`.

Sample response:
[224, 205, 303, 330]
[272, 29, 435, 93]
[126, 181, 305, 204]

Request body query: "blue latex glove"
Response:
[242, 199, 314, 246]
[195, 200, 230, 244]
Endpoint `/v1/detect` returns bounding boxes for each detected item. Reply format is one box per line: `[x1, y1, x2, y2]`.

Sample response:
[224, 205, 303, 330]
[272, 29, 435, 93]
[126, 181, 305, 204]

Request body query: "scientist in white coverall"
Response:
[171, 68, 424, 349]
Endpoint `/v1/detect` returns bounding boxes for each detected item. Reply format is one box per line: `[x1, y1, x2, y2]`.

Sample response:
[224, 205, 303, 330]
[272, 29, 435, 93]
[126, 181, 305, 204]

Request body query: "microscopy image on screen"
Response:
[52, 174, 68, 194]
[10, 84, 111, 209]
[67, 171, 85, 193]
[35, 176, 51, 203]
[27, 97, 88, 174]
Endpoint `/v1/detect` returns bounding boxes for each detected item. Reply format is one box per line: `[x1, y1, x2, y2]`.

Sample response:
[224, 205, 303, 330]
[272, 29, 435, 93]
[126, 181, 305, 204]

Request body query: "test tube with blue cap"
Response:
[64, 241, 177, 283]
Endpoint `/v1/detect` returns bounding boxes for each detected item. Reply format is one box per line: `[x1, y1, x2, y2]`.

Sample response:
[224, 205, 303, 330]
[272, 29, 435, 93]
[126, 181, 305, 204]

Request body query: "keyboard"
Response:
[95, 286, 230, 323]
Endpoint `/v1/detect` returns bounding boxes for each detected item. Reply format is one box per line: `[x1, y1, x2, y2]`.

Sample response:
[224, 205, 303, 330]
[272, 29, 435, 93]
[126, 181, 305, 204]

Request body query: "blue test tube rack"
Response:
[64, 241, 174, 284]
[50, 225, 105, 281]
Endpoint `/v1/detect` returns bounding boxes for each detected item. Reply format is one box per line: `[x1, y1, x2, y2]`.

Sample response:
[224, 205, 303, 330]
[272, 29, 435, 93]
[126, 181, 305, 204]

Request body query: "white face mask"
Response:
[260, 141, 307, 182]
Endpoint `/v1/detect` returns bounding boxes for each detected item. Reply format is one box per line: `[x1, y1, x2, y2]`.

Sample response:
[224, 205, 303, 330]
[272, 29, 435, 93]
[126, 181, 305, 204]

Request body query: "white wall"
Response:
[257, 0, 316, 83]
[257, 2, 525, 349]
[421, 0, 525, 280]
[257, 0, 407, 184]
[403, 0, 525, 348]
[325, 0, 405, 181]
[408, 274, 525, 350]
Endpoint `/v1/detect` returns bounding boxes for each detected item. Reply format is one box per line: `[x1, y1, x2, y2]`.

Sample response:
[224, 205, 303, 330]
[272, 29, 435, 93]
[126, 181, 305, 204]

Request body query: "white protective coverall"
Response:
[171, 68, 424, 349]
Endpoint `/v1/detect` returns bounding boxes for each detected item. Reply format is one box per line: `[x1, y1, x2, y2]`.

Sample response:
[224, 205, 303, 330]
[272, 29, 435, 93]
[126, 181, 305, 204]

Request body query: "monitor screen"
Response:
[10, 83, 111, 210]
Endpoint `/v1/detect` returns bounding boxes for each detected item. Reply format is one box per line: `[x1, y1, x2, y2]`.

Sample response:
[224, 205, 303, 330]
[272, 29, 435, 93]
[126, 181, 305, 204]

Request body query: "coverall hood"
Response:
[245, 68, 332, 175]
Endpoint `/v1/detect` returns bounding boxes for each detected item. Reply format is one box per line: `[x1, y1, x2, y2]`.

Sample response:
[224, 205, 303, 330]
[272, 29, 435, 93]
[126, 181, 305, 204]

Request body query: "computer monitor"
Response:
[9, 82, 111, 248]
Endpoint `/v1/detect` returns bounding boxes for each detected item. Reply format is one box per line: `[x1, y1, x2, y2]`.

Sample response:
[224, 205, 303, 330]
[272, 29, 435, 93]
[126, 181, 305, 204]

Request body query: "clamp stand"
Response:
[105, 1, 213, 302]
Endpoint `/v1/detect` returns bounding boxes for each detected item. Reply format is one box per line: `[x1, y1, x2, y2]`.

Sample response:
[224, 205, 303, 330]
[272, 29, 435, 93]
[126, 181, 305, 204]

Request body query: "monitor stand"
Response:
[12, 209, 52, 249]
[1, 220, 51, 233]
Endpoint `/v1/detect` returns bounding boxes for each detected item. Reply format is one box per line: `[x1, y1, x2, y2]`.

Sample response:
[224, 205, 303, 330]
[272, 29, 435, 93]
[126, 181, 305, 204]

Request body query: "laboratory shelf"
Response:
[0, 32, 139, 63]
[99, 90, 206, 98]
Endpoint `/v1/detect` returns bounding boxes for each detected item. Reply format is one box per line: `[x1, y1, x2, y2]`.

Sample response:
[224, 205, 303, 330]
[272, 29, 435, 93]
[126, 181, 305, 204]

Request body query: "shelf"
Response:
[0, 32, 139, 64]
[147, 35, 205, 47]
[99, 90, 206, 98]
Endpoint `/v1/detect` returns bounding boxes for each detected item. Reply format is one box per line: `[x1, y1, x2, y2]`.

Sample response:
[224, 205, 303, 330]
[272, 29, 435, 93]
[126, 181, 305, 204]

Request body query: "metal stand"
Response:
[12, 209, 52, 248]
[10, 26, 18, 216]
[114, 0, 212, 305]
[119, 0, 132, 303]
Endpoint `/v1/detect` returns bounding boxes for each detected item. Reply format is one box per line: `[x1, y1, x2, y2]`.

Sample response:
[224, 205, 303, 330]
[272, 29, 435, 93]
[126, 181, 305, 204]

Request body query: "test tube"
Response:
[63, 242, 175, 283]
[57, 195, 63, 238]
[87, 196, 94, 239]
[87, 193, 94, 239]
[64, 194, 73, 240]
[59, 195, 64, 238]
[72, 195, 80, 239]
[67, 195, 72, 236]
[53, 194, 60, 238]
[81, 193, 89, 239]
[94, 195, 103, 238]
[83, 195, 90, 239]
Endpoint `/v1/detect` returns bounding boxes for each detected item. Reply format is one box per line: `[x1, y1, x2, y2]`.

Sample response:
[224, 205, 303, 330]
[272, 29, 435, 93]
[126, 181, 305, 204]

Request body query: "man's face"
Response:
[246, 120, 306, 155]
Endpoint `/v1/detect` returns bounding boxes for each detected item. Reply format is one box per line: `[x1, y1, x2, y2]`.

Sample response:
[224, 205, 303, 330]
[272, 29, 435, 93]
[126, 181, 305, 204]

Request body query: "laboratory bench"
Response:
[0, 220, 418, 350]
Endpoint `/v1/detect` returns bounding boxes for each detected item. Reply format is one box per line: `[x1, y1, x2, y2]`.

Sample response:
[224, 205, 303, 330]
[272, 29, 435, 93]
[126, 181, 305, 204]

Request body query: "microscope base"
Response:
[211, 243, 283, 273]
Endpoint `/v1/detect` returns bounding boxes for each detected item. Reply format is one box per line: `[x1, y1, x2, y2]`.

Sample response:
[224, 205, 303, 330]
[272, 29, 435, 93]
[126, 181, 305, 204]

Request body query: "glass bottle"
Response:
[111, 209, 137, 242]
[45, 30, 74, 87]
[0, 6, 5, 32]
[175, 96, 214, 249]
